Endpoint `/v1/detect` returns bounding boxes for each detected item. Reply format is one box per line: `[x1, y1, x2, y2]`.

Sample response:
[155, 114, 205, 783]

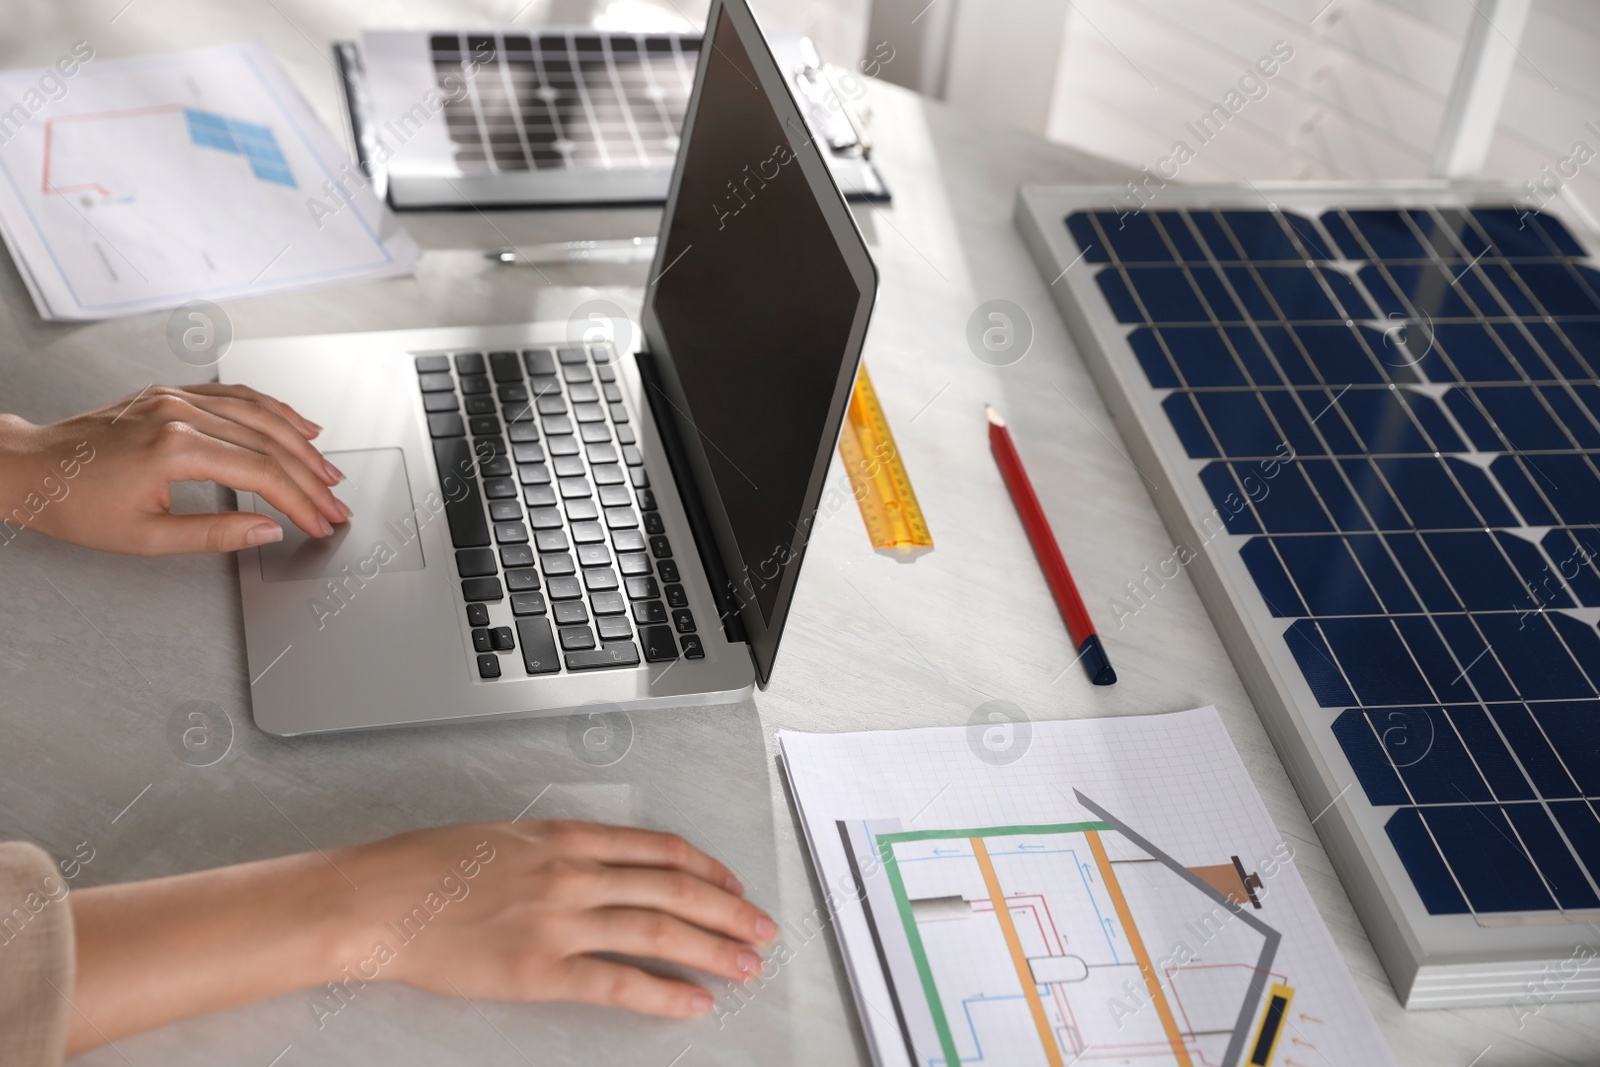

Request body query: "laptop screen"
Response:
[646, 5, 872, 653]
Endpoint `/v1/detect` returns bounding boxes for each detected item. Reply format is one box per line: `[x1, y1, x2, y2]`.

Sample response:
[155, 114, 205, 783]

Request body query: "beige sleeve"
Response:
[0, 842, 75, 1067]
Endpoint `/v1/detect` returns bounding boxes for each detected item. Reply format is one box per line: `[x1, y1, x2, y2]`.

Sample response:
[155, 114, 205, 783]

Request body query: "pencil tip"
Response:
[984, 404, 1005, 427]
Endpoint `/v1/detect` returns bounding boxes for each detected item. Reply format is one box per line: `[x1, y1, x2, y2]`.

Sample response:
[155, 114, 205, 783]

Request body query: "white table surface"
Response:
[0, 5, 1593, 1065]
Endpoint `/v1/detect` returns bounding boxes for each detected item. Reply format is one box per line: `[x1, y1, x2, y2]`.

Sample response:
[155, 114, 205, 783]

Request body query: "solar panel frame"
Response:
[1017, 182, 1600, 1009]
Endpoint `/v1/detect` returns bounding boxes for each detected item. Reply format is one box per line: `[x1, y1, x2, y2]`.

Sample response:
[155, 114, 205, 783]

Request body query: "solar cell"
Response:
[1062, 202, 1600, 923]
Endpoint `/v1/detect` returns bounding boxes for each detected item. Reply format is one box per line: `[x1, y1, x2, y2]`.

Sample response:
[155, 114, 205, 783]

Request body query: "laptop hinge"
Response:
[633, 349, 750, 648]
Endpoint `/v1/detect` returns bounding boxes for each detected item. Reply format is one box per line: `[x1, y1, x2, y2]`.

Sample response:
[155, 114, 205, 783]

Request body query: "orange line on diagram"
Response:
[970, 836, 1065, 1067]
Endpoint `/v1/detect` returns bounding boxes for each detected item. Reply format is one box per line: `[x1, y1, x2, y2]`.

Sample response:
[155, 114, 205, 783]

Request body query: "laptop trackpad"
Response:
[256, 448, 427, 583]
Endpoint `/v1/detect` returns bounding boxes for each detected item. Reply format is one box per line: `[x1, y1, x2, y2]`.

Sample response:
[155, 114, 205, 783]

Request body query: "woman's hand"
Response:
[0, 384, 349, 556]
[67, 818, 775, 1053]
[337, 820, 775, 1018]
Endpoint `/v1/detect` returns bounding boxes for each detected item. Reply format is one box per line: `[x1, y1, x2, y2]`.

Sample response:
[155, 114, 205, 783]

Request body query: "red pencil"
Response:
[987, 405, 1117, 686]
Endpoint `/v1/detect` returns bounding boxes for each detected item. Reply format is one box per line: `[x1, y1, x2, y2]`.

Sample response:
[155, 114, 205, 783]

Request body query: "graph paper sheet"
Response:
[778, 707, 1390, 1067]
[0, 43, 417, 321]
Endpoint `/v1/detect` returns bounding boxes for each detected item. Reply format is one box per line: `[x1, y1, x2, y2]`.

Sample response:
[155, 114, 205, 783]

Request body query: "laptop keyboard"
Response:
[413, 345, 705, 679]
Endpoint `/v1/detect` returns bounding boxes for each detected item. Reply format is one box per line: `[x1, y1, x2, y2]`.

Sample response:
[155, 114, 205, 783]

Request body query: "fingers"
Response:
[526, 821, 742, 895]
[560, 957, 713, 1019]
[139, 512, 285, 555]
[164, 387, 342, 487]
[182, 383, 322, 440]
[581, 867, 775, 947]
[578, 907, 762, 985]
[158, 423, 335, 540]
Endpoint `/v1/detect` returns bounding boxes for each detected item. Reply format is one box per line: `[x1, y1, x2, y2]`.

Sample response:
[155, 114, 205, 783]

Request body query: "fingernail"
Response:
[725, 874, 743, 895]
[323, 460, 344, 484]
[319, 517, 333, 537]
[690, 992, 713, 1015]
[336, 499, 354, 522]
[737, 950, 761, 975]
[754, 915, 777, 942]
[246, 522, 283, 546]
[307, 420, 324, 435]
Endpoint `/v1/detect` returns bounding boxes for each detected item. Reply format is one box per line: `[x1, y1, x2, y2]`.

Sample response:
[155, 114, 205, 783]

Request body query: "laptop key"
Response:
[556, 345, 587, 364]
[466, 603, 490, 627]
[519, 462, 551, 485]
[433, 439, 490, 547]
[483, 478, 518, 500]
[566, 641, 640, 671]
[480, 456, 512, 478]
[559, 477, 593, 499]
[617, 552, 651, 576]
[424, 392, 458, 413]
[490, 350, 522, 382]
[603, 382, 622, 403]
[465, 395, 497, 416]
[547, 576, 582, 600]
[637, 489, 657, 510]
[570, 383, 600, 403]
[503, 405, 536, 423]
[649, 535, 672, 558]
[462, 577, 504, 602]
[477, 653, 502, 679]
[523, 348, 556, 376]
[596, 616, 632, 641]
[615, 424, 636, 445]
[562, 364, 593, 383]
[500, 544, 535, 568]
[553, 601, 588, 627]
[598, 484, 632, 507]
[658, 560, 680, 582]
[632, 601, 667, 625]
[418, 371, 455, 392]
[537, 394, 567, 415]
[584, 567, 619, 591]
[543, 415, 574, 436]
[592, 464, 625, 486]
[606, 508, 639, 529]
[524, 485, 558, 507]
[626, 577, 659, 600]
[530, 374, 560, 398]
[416, 355, 450, 374]
[596, 363, 617, 382]
[515, 618, 561, 674]
[574, 402, 605, 423]
[629, 467, 649, 489]
[577, 543, 612, 567]
[546, 434, 580, 456]
[534, 529, 569, 552]
[541, 552, 576, 577]
[505, 568, 540, 592]
[476, 435, 507, 455]
[528, 507, 563, 530]
[642, 512, 664, 534]
[640, 625, 678, 662]
[494, 522, 529, 545]
[508, 423, 540, 443]
[454, 352, 486, 375]
[511, 592, 547, 616]
[559, 625, 596, 651]
[609, 403, 630, 424]
[456, 548, 497, 577]
[428, 413, 466, 438]
[590, 590, 627, 615]
[552, 455, 585, 478]
[460, 374, 492, 395]
[623, 445, 644, 466]
[571, 521, 605, 543]
[587, 443, 619, 464]
[491, 626, 516, 651]
[580, 423, 612, 444]
[489, 500, 521, 523]
[566, 500, 599, 523]
[498, 382, 529, 403]
[512, 442, 545, 464]
[472, 628, 493, 653]
[681, 635, 705, 659]
[664, 583, 688, 608]
[672, 609, 696, 634]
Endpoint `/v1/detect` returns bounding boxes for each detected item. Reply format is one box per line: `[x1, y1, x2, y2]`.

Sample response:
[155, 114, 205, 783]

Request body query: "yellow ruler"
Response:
[838, 365, 933, 557]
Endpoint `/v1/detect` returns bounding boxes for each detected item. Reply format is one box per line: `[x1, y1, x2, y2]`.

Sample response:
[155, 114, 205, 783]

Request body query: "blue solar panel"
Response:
[1065, 204, 1600, 919]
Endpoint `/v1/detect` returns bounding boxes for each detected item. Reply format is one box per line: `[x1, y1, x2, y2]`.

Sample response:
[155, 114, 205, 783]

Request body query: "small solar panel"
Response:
[1022, 185, 1600, 1007]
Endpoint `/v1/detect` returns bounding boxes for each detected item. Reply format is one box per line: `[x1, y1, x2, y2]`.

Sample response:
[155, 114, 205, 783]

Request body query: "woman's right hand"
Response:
[335, 819, 777, 1017]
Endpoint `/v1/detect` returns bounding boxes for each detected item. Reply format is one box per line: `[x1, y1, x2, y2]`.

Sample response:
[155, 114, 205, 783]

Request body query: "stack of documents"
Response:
[0, 42, 416, 321]
[779, 707, 1392, 1067]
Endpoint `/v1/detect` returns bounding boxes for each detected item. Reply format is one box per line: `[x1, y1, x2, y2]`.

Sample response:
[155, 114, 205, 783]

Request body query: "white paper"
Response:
[778, 707, 1393, 1067]
[0, 42, 417, 321]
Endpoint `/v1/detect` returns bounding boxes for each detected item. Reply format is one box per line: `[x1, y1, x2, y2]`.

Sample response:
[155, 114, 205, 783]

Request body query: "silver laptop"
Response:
[223, 0, 877, 735]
